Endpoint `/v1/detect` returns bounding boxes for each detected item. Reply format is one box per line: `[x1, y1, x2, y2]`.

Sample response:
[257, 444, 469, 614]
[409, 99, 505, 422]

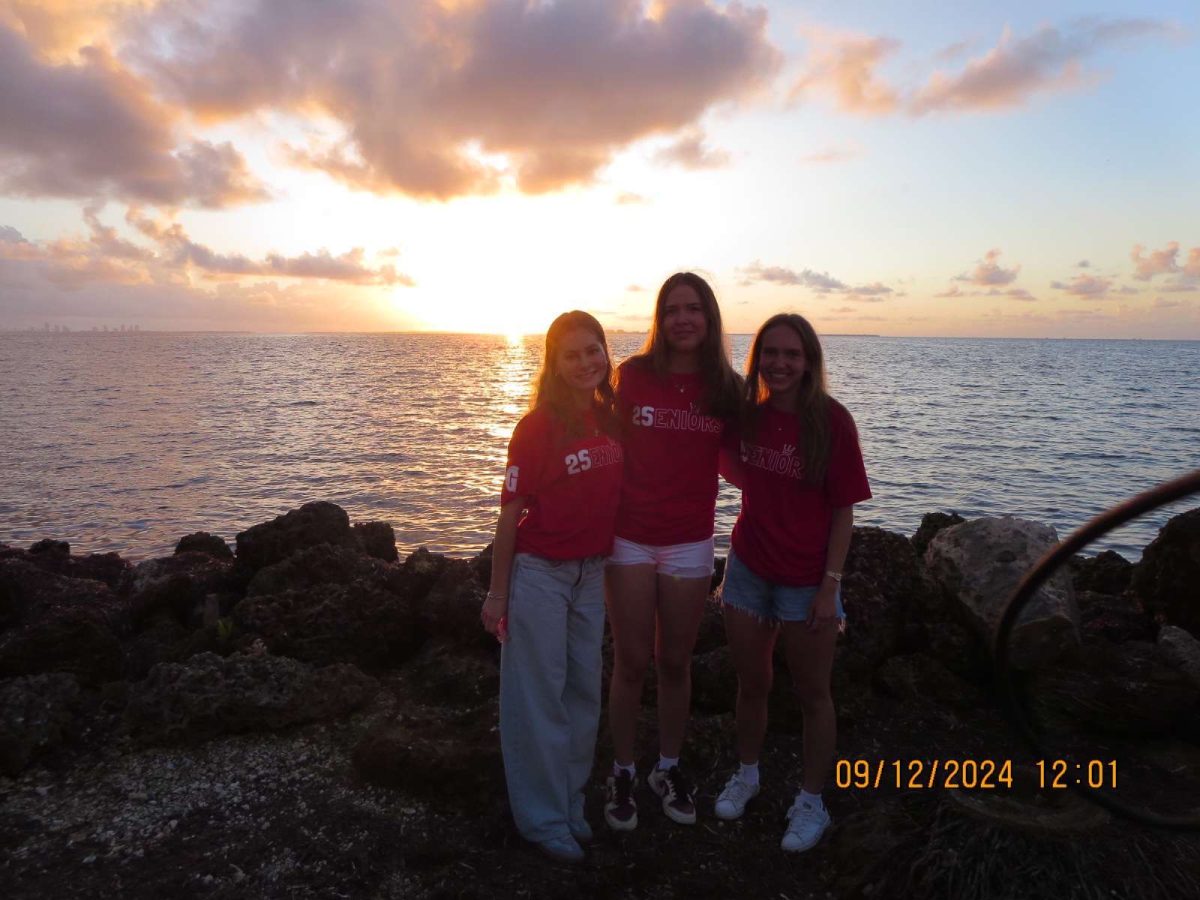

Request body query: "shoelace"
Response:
[664, 767, 693, 803]
[612, 772, 633, 805]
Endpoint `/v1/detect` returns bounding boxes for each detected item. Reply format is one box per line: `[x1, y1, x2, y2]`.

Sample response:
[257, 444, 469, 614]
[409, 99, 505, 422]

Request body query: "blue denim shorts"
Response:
[718, 549, 845, 625]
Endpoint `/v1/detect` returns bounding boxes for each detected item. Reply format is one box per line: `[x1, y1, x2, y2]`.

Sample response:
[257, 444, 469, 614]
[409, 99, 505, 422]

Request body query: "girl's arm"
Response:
[809, 505, 854, 629]
[481, 499, 523, 639]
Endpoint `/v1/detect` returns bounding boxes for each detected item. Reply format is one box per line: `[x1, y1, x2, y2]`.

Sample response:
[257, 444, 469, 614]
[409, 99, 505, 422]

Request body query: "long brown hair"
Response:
[623, 271, 741, 419]
[743, 313, 831, 484]
[531, 310, 619, 438]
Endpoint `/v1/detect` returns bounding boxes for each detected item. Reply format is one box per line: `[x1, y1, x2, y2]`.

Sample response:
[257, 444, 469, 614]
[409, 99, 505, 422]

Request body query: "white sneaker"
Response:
[714, 771, 760, 820]
[781, 798, 831, 852]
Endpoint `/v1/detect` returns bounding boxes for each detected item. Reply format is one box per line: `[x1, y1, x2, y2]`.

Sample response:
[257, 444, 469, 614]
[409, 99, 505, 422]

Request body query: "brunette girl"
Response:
[603, 272, 741, 830]
[712, 313, 870, 852]
[480, 311, 623, 863]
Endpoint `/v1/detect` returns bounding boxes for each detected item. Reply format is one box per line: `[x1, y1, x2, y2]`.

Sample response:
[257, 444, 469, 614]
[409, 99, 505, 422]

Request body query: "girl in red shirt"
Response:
[480, 311, 623, 864]
[711, 313, 871, 853]
[603, 272, 741, 830]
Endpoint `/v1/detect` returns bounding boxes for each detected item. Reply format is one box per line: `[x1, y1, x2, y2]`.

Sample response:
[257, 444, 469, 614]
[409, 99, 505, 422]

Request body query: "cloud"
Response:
[791, 19, 1178, 118]
[131, 0, 779, 198]
[1130, 242, 1200, 294]
[955, 248, 1020, 286]
[911, 19, 1178, 114]
[1051, 274, 1113, 297]
[1077, 259, 1091, 268]
[0, 206, 409, 290]
[0, 22, 266, 208]
[0, 224, 26, 243]
[790, 29, 900, 114]
[936, 283, 1036, 301]
[616, 192, 648, 205]
[652, 129, 731, 170]
[738, 260, 894, 300]
[1131, 241, 1181, 280]
[739, 261, 846, 292]
[625, 284, 644, 292]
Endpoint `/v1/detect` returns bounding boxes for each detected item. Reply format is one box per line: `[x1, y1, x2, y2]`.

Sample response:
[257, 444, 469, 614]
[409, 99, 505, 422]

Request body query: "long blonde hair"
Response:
[743, 313, 831, 484]
[531, 310, 619, 439]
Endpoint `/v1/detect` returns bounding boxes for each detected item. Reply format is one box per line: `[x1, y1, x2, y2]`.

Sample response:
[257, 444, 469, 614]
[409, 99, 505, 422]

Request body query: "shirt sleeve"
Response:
[825, 402, 872, 507]
[501, 411, 550, 506]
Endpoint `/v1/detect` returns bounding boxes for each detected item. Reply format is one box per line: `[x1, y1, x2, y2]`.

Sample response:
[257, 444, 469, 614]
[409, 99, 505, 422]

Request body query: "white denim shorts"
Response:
[607, 535, 714, 579]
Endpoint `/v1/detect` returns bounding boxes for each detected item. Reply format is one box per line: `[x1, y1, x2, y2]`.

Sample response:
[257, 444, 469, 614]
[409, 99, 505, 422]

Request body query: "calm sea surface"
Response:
[1, 332, 1197, 562]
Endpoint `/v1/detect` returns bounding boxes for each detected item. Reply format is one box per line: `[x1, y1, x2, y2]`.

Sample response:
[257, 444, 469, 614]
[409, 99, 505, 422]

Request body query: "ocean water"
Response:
[0, 332, 1196, 562]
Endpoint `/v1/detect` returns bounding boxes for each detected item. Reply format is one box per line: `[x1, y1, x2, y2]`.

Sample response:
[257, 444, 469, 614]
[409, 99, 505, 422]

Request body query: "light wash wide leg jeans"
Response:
[500, 553, 606, 843]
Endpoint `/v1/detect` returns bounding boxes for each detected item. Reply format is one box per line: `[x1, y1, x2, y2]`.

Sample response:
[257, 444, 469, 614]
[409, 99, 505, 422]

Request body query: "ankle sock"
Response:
[657, 755, 679, 771]
[613, 761, 635, 778]
[798, 788, 823, 809]
[738, 762, 760, 787]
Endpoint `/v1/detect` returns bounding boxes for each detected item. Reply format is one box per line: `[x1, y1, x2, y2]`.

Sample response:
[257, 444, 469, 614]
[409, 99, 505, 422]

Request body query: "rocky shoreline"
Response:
[2, 502, 1199, 899]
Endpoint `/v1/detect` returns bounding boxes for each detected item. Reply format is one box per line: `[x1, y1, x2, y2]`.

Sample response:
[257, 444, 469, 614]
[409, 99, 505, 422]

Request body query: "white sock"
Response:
[798, 788, 823, 809]
[738, 762, 760, 787]
[613, 761, 635, 778]
[657, 755, 679, 771]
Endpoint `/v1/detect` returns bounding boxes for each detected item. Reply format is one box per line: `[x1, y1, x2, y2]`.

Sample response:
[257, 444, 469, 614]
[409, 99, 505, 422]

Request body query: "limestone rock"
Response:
[0, 559, 127, 684]
[1070, 550, 1133, 595]
[233, 582, 421, 670]
[124, 651, 377, 744]
[840, 525, 924, 670]
[911, 511, 965, 558]
[1132, 506, 1200, 634]
[174, 532, 233, 560]
[1157, 624, 1200, 689]
[128, 552, 234, 626]
[233, 501, 357, 581]
[0, 673, 81, 775]
[353, 521, 398, 563]
[925, 516, 1079, 670]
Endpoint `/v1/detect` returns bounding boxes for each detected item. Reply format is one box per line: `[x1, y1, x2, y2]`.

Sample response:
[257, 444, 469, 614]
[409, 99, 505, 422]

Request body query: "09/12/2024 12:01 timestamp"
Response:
[835, 759, 1120, 791]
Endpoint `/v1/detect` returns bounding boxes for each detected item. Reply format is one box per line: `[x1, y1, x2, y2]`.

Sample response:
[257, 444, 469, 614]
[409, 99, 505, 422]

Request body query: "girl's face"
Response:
[554, 327, 608, 397]
[759, 324, 808, 400]
[661, 284, 707, 354]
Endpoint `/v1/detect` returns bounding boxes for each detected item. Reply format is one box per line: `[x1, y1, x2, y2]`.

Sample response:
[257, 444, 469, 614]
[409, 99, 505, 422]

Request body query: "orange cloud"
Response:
[0, 206, 410, 289]
[133, 0, 780, 198]
[1130, 241, 1200, 292]
[0, 22, 266, 207]
[0, 0, 150, 59]
[1051, 274, 1113, 297]
[955, 248, 1020, 286]
[791, 19, 1178, 118]
[790, 29, 900, 114]
[911, 19, 1177, 115]
[652, 129, 731, 170]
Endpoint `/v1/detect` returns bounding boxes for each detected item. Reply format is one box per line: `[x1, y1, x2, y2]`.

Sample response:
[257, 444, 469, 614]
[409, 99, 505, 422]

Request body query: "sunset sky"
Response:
[1, 0, 1197, 338]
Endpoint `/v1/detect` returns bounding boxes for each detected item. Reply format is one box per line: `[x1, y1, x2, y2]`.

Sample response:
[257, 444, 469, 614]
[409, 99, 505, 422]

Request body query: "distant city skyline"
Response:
[1, 1, 1197, 339]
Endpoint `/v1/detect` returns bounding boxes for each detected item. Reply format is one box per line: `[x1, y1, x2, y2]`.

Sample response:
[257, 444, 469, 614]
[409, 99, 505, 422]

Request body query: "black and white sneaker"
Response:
[647, 765, 697, 825]
[604, 770, 638, 831]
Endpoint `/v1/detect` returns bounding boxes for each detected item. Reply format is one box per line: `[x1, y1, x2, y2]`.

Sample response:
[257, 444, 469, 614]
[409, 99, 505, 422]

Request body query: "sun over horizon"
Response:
[1, 1, 1197, 340]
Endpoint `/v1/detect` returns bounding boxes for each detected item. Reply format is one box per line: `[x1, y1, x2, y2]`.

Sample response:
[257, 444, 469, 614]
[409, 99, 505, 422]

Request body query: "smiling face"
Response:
[758, 323, 809, 403]
[661, 284, 707, 355]
[554, 326, 608, 401]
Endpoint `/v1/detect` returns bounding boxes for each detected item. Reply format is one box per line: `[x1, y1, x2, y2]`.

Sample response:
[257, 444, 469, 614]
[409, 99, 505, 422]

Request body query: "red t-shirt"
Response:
[501, 405, 624, 559]
[613, 360, 730, 545]
[730, 399, 871, 586]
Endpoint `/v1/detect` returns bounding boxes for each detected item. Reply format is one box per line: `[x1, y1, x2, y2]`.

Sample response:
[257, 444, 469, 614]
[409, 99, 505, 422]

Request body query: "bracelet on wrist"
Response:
[824, 570, 843, 583]
[486, 591, 509, 602]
